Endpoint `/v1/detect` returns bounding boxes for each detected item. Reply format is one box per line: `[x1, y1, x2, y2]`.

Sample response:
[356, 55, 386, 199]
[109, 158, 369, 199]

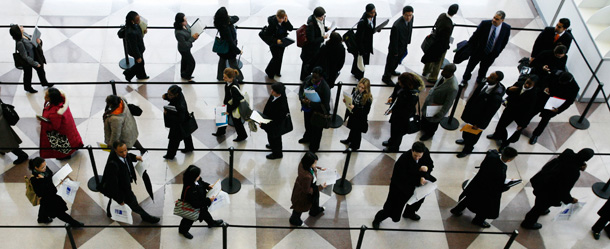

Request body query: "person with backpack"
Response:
[299, 7, 328, 81]
[263, 9, 293, 79]
[9, 24, 52, 93]
[0, 98, 28, 165]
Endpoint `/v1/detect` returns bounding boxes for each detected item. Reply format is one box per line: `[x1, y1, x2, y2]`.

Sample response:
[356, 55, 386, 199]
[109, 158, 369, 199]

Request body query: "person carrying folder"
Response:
[419, 63, 458, 141]
[340, 78, 372, 151]
[298, 67, 330, 153]
[174, 13, 199, 81]
[162, 85, 194, 160]
[263, 9, 293, 79]
[382, 72, 421, 152]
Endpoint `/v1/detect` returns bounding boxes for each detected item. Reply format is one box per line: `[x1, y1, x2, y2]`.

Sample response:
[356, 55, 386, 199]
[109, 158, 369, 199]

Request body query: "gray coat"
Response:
[422, 75, 458, 122]
[103, 98, 139, 148]
[16, 34, 40, 67]
[0, 105, 22, 152]
[175, 27, 195, 52]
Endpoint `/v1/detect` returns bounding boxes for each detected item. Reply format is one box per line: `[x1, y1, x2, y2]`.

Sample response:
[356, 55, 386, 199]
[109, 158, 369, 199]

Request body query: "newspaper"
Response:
[190, 18, 204, 36]
[316, 168, 339, 186]
[52, 164, 72, 187]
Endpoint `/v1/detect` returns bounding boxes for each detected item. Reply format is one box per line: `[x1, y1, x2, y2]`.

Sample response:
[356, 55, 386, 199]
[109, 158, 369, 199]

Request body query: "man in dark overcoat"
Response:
[261, 82, 290, 159]
[530, 18, 572, 61]
[381, 6, 413, 86]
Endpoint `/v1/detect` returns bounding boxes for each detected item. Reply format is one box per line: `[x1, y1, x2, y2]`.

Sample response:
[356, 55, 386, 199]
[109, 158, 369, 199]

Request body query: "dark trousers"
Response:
[132, 140, 146, 154]
[452, 195, 486, 222]
[492, 111, 523, 147]
[347, 129, 362, 150]
[522, 197, 552, 226]
[374, 198, 425, 223]
[166, 134, 194, 158]
[179, 209, 215, 233]
[387, 122, 405, 150]
[301, 111, 313, 141]
[351, 52, 370, 80]
[309, 125, 323, 153]
[532, 110, 556, 137]
[11, 148, 28, 158]
[215, 115, 248, 139]
[266, 46, 285, 77]
[421, 118, 440, 137]
[383, 54, 401, 79]
[106, 195, 153, 220]
[38, 207, 80, 225]
[124, 58, 147, 80]
[289, 185, 323, 225]
[462, 53, 496, 83]
[300, 61, 311, 81]
[179, 50, 196, 78]
[592, 216, 610, 233]
[461, 131, 482, 153]
[23, 64, 49, 90]
[217, 56, 244, 82]
[267, 132, 283, 156]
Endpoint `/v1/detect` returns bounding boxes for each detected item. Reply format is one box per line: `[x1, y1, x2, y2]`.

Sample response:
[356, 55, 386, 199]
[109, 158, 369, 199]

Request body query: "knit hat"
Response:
[366, 3, 375, 12]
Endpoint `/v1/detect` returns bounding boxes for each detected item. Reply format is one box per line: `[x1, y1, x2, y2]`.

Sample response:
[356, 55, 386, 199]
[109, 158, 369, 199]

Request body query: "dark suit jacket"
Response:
[313, 42, 346, 87]
[355, 12, 376, 55]
[101, 151, 138, 204]
[389, 87, 419, 125]
[217, 16, 241, 57]
[264, 15, 293, 46]
[261, 94, 289, 135]
[461, 82, 506, 129]
[175, 28, 195, 52]
[31, 168, 68, 215]
[125, 24, 145, 59]
[301, 15, 326, 61]
[164, 92, 190, 139]
[298, 76, 331, 113]
[459, 150, 507, 219]
[388, 16, 413, 56]
[532, 27, 573, 58]
[346, 90, 372, 133]
[421, 13, 454, 63]
[468, 20, 511, 58]
[530, 50, 567, 77]
[503, 79, 538, 127]
[547, 78, 579, 114]
[531, 149, 581, 206]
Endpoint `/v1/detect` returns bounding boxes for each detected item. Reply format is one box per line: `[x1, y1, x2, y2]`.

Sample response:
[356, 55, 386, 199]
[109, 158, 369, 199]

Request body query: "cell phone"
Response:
[36, 115, 50, 122]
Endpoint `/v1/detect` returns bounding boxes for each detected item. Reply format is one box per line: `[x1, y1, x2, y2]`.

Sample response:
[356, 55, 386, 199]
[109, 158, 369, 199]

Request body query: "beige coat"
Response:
[103, 98, 139, 148]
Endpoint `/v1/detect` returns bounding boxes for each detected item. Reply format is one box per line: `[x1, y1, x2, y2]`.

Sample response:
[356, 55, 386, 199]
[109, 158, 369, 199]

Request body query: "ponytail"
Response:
[223, 68, 239, 80]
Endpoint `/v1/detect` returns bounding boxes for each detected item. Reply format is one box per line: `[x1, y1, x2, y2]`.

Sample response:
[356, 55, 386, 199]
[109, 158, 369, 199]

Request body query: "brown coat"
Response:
[290, 163, 315, 212]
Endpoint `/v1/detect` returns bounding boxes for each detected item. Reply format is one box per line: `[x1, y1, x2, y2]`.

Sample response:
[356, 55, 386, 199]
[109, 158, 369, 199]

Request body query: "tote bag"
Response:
[173, 186, 200, 221]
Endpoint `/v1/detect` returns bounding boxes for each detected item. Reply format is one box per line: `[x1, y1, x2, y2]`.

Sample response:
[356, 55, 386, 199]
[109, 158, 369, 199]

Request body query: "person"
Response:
[123, 11, 149, 82]
[529, 72, 579, 145]
[100, 140, 160, 224]
[212, 68, 248, 142]
[373, 142, 436, 229]
[214, 7, 243, 82]
[312, 32, 346, 88]
[263, 9, 293, 79]
[340, 78, 373, 151]
[29, 157, 84, 227]
[421, 4, 459, 83]
[289, 152, 327, 226]
[103, 95, 146, 154]
[531, 18, 572, 61]
[9, 24, 52, 93]
[419, 63, 459, 141]
[486, 75, 538, 150]
[300, 7, 328, 81]
[174, 13, 199, 81]
[38, 88, 83, 160]
[381, 6, 414, 86]
[450, 148, 518, 228]
[351, 3, 377, 80]
[261, 82, 290, 159]
[521, 148, 594, 230]
[162, 85, 194, 160]
[382, 73, 421, 152]
[0, 98, 29, 164]
[298, 67, 330, 153]
[461, 11, 511, 85]
[178, 165, 224, 239]
[456, 71, 506, 158]
[592, 198, 610, 240]
[530, 45, 567, 85]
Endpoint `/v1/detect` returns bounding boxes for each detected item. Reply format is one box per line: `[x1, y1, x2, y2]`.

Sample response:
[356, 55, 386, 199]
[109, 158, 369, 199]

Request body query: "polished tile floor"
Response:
[1, 0, 610, 248]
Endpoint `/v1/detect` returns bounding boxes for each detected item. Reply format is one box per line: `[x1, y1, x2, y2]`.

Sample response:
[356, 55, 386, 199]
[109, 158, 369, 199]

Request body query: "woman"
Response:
[212, 68, 248, 141]
[103, 95, 146, 154]
[38, 88, 83, 160]
[174, 13, 199, 81]
[341, 78, 372, 151]
[9, 24, 52, 93]
[263, 9, 293, 79]
[123, 11, 148, 82]
[300, 7, 327, 81]
[178, 165, 224, 239]
[0, 98, 28, 164]
[289, 152, 326, 226]
[214, 7, 243, 82]
[162, 85, 194, 160]
[29, 157, 83, 227]
[351, 4, 377, 80]
[313, 32, 345, 88]
[383, 73, 421, 152]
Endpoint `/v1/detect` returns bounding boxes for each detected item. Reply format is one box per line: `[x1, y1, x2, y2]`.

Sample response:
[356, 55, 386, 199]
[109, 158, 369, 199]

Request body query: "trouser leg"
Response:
[183, 135, 194, 150]
[132, 140, 146, 154]
[23, 65, 33, 90]
[533, 111, 554, 137]
[135, 59, 147, 79]
[55, 212, 80, 226]
[309, 186, 323, 216]
[217, 57, 227, 80]
[387, 122, 403, 150]
[403, 198, 425, 215]
[231, 115, 247, 138]
[522, 198, 551, 226]
[268, 133, 283, 156]
[373, 209, 390, 223]
[227, 58, 244, 82]
[199, 209, 215, 225]
[476, 56, 496, 83]
[34, 64, 49, 85]
[462, 56, 481, 82]
[592, 216, 610, 233]
[179, 218, 195, 233]
[166, 136, 181, 158]
[302, 111, 313, 141]
[348, 129, 362, 150]
[383, 54, 400, 78]
[493, 112, 514, 139]
[309, 126, 323, 153]
[428, 51, 447, 81]
[453, 195, 468, 212]
[422, 118, 440, 137]
[290, 210, 303, 225]
[462, 131, 481, 153]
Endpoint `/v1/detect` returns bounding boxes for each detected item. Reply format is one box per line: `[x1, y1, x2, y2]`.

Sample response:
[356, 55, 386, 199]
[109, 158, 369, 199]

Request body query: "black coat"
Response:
[298, 76, 331, 113]
[547, 78, 579, 114]
[388, 16, 413, 56]
[355, 12, 376, 55]
[346, 91, 371, 133]
[461, 82, 506, 129]
[165, 92, 190, 139]
[31, 168, 68, 216]
[531, 149, 581, 206]
[100, 151, 139, 204]
[459, 150, 507, 219]
[468, 21, 511, 58]
[16, 33, 46, 67]
[389, 86, 419, 126]
[301, 15, 326, 62]
[217, 16, 241, 58]
[530, 50, 567, 77]
[181, 179, 213, 222]
[263, 15, 293, 46]
[503, 80, 538, 127]
[312, 42, 346, 87]
[421, 13, 454, 63]
[531, 27, 573, 58]
[125, 24, 145, 59]
[224, 82, 244, 114]
[261, 94, 290, 136]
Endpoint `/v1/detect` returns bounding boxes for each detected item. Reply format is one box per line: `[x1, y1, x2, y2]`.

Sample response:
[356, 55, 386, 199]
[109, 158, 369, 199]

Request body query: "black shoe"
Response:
[382, 141, 389, 146]
[163, 155, 175, 160]
[457, 152, 470, 158]
[486, 134, 499, 140]
[143, 215, 160, 224]
[265, 144, 271, 149]
[382, 77, 395, 86]
[233, 137, 247, 142]
[348, 148, 358, 152]
[450, 208, 463, 216]
[123, 71, 134, 82]
[212, 132, 225, 137]
[372, 220, 380, 229]
[42, 83, 54, 87]
[340, 139, 350, 145]
[391, 71, 400, 76]
[403, 213, 421, 221]
[542, 209, 550, 215]
[455, 139, 465, 145]
[180, 149, 193, 153]
[520, 222, 542, 230]
[181, 76, 192, 81]
[383, 147, 398, 153]
[472, 219, 490, 228]
[137, 76, 150, 80]
[593, 230, 601, 240]
[37, 217, 53, 224]
[290, 219, 304, 227]
[419, 134, 432, 141]
[266, 153, 283, 160]
[298, 138, 309, 144]
[13, 154, 28, 165]
[209, 219, 224, 227]
[529, 136, 538, 145]
[179, 231, 194, 239]
[309, 207, 325, 217]
[25, 88, 38, 93]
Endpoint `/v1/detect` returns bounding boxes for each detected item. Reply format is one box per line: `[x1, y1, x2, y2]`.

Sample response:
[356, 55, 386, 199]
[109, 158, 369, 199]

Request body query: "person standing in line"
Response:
[521, 148, 594, 230]
[298, 67, 330, 153]
[382, 73, 421, 152]
[530, 18, 572, 62]
[289, 152, 327, 226]
[450, 148, 518, 228]
[264, 9, 293, 79]
[592, 198, 610, 240]
[300, 7, 328, 81]
[212, 68, 248, 142]
[38, 88, 83, 160]
[421, 4, 458, 83]
[381, 6, 414, 86]
[103, 95, 146, 154]
[340, 78, 373, 151]
[0, 98, 29, 165]
[373, 142, 436, 229]
[214, 7, 243, 82]
[162, 85, 194, 160]
[9, 24, 52, 93]
[351, 3, 377, 80]
[530, 45, 567, 86]
[178, 165, 224, 239]
[419, 63, 458, 141]
[174, 13, 199, 81]
[312, 32, 346, 88]
[461, 11, 511, 85]
[261, 82, 290, 160]
[123, 11, 149, 82]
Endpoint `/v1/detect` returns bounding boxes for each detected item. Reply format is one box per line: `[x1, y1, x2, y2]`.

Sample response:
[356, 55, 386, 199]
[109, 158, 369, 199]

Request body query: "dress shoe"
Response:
[372, 220, 380, 229]
[290, 219, 304, 227]
[403, 213, 421, 221]
[265, 144, 271, 149]
[309, 206, 325, 217]
[38, 217, 53, 224]
[181, 149, 193, 153]
[137, 75, 150, 80]
[419, 134, 433, 141]
[42, 83, 54, 87]
[163, 155, 175, 160]
[391, 71, 401, 76]
[383, 147, 398, 153]
[266, 153, 283, 160]
[233, 137, 247, 142]
[592, 230, 600, 240]
[457, 152, 470, 158]
[13, 154, 29, 165]
[209, 219, 224, 227]
[382, 140, 389, 146]
[455, 139, 465, 145]
[340, 139, 350, 145]
[144, 215, 160, 224]
[212, 132, 225, 137]
[472, 219, 491, 228]
[25, 88, 38, 93]
[529, 135, 538, 145]
[520, 222, 542, 230]
[542, 209, 550, 215]
[486, 134, 499, 140]
[382, 77, 395, 86]
[179, 231, 194, 239]
[298, 138, 310, 144]
[450, 208, 463, 216]
[123, 71, 134, 82]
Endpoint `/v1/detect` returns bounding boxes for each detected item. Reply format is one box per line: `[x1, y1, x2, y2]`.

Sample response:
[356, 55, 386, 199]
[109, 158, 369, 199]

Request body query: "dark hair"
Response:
[559, 72, 573, 84]
[174, 13, 185, 31]
[271, 82, 285, 95]
[47, 88, 63, 106]
[494, 71, 504, 82]
[214, 7, 230, 28]
[9, 24, 21, 41]
[412, 141, 426, 153]
[112, 140, 127, 150]
[313, 7, 326, 18]
[403, 6, 414, 14]
[559, 18, 570, 29]
[495, 10, 506, 20]
[501, 147, 518, 161]
[527, 74, 539, 84]
[28, 157, 44, 171]
[398, 72, 420, 90]
[554, 45, 567, 55]
[366, 3, 375, 12]
[312, 66, 324, 76]
[183, 165, 201, 185]
[300, 152, 319, 170]
[328, 32, 342, 45]
[105, 95, 121, 113]
[125, 11, 139, 26]
[448, 4, 459, 16]
[168, 85, 182, 95]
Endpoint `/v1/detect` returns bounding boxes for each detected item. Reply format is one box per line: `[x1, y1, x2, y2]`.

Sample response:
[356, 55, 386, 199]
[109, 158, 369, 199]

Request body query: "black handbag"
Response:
[421, 27, 436, 53]
[258, 26, 272, 46]
[13, 45, 25, 70]
[342, 22, 359, 54]
[0, 100, 19, 125]
[127, 103, 142, 116]
[311, 105, 331, 129]
[405, 97, 421, 134]
[278, 113, 294, 135]
[185, 112, 198, 134]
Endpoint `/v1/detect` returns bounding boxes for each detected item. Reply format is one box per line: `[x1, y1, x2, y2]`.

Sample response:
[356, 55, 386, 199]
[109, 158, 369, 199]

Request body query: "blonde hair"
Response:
[358, 78, 373, 104]
[223, 68, 239, 80]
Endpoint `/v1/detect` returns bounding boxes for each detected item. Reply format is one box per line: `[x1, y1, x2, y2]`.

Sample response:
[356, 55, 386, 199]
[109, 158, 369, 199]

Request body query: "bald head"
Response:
[441, 63, 457, 78]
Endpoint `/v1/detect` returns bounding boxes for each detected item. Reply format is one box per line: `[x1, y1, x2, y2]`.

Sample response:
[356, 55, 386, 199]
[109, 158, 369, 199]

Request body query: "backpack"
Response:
[258, 26, 272, 46]
[117, 25, 126, 39]
[0, 100, 19, 126]
[25, 176, 40, 206]
[296, 24, 308, 47]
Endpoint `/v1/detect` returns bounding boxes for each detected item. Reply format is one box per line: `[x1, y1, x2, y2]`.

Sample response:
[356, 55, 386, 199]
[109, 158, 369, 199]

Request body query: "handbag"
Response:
[0, 100, 20, 125]
[212, 32, 229, 54]
[127, 103, 142, 116]
[46, 130, 72, 154]
[185, 112, 198, 134]
[311, 104, 332, 129]
[278, 112, 293, 135]
[405, 97, 421, 134]
[24, 176, 40, 206]
[342, 22, 359, 54]
[229, 85, 252, 119]
[174, 186, 200, 221]
[421, 27, 436, 53]
[13, 45, 26, 70]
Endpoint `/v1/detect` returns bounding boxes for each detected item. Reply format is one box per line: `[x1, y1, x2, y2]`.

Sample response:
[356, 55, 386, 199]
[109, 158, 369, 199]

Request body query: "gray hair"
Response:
[495, 10, 506, 20]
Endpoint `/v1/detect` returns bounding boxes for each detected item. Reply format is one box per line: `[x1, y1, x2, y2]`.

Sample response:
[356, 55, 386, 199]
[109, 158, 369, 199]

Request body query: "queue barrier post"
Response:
[330, 81, 344, 128]
[86, 145, 103, 192]
[333, 148, 353, 195]
[592, 178, 610, 199]
[570, 82, 604, 130]
[355, 225, 367, 249]
[440, 83, 465, 130]
[65, 224, 77, 249]
[110, 80, 117, 96]
[221, 146, 241, 194]
[503, 230, 519, 249]
[222, 223, 228, 249]
[119, 32, 135, 70]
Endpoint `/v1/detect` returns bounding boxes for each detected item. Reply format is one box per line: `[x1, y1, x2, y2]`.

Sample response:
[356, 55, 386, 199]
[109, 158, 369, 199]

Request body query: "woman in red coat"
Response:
[289, 152, 327, 226]
[38, 88, 83, 159]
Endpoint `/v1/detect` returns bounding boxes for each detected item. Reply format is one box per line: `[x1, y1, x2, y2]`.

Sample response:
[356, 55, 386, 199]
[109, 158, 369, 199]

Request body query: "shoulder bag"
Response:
[212, 31, 229, 54]
[421, 26, 436, 53]
[185, 112, 198, 134]
[174, 186, 200, 221]
[127, 103, 143, 116]
[25, 176, 40, 206]
[1, 100, 20, 125]
[13, 44, 25, 70]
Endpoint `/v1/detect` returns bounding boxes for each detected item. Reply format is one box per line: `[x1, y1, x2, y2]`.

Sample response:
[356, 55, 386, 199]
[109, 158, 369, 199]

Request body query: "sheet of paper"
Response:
[544, 96, 566, 110]
[110, 200, 133, 224]
[163, 105, 177, 112]
[52, 164, 72, 187]
[374, 19, 389, 32]
[139, 16, 148, 35]
[459, 124, 483, 135]
[208, 191, 230, 212]
[316, 168, 339, 186]
[325, 21, 336, 37]
[505, 121, 518, 139]
[343, 92, 353, 112]
[426, 105, 442, 118]
[215, 105, 228, 127]
[304, 89, 321, 103]
[504, 178, 522, 188]
[134, 152, 150, 177]
[97, 142, 111, 152]
[206, 179, 222, 198]
[31, 28, 41, 47]
[190, 18, 204, 35]
[408, 181, 437, 205]
[250, 111, 272, 124]
[554, 202, 586, 221]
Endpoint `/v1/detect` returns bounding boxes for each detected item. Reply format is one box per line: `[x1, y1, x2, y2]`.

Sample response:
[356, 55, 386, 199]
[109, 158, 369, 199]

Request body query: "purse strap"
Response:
[182, 185, 191, 201]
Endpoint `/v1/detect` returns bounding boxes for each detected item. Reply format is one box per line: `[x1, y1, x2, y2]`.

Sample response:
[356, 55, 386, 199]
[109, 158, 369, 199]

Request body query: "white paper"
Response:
[97, 142, 111, 152]
[110, 201, 133, 224]
[357, 55, 365, 71]
[505, 121, 519, 140]
[554, 202, 586, 221]
[208, 191, 230, 212]
[316, 168, 339, 186]
[408, 181, 437, 205]
[250, 111, 272, 124]
[544, 96, 566, 110]
[134, 152, 150, 177]
[425, 105, 442, 118]
[206, 179, 221, 198]
[325, 21, 336, 37]
[52, 164, 72, 187]
[190, 18, 204, 36]
[57, 179, 80, 204]
[31, 28, 41, 47]
[139, 16, 148, 35]
[215, 105, 228, 127]
[343, 92, 353, 112]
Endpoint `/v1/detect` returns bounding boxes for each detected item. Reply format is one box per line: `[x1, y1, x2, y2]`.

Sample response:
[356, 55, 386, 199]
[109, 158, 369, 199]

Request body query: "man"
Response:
[421, 4, 459, 83]
[529, 72, 579, 145]
[419, 63, 459, 141]
[261, 82, 290, 159]
[373, 142, 436, 229]
[461, 11, 511, 85]
[487, 75, 538, 149]
[530, 45, 567, 85]
[100, 140, 160, 223]
[521, 148, 594, 230]
[456, 71, 506, 158]
[351, 3, 378, 80]
[298, 67, 330, 153]
[123, 11, 149, 82]
[531, 18, 572, 61]
[300, 7, 327, 81]
[264, 9, 293, 79]
[451, 147, 518, 228]
[381, 6, 414, 86]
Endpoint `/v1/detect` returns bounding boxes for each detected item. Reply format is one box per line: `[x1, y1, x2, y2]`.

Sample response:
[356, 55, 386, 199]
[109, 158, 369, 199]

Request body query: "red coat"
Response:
[40, 99, 83, 158]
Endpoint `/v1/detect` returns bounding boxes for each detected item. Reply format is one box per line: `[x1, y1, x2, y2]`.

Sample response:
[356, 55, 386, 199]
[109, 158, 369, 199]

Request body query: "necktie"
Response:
[485, 26, 496, 54]
[554, 33, 560, 43]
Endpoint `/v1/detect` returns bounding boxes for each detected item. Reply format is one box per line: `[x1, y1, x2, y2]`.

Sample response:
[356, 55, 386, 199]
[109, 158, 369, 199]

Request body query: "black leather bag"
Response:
[127, 103, 142, 116]
[258, 26, 272, 46]
[13, 45, 25, 70]
[185, 112, 198, 134]
[278, 113, 294, 135]
[311, 105, 331, 129]
[405, 99, 421, 134]
[0, 100, 19, 125]
[421, 27, 436, 53]
[342, 22, 359, 54]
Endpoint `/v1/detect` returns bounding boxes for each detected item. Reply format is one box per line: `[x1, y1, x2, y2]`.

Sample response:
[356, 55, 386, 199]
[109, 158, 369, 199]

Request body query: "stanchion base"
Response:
[440, 117, 459, 130]
[569, 115, 590, 130]
[87, 175, 103, 192]
[462, 179, 470, 190]
[330, 114, 344, 128]
[119, 58, 135, 70]
[592, 182, 610, 199]
[333, 179, 352, 195]
[221, 178, 242, 194]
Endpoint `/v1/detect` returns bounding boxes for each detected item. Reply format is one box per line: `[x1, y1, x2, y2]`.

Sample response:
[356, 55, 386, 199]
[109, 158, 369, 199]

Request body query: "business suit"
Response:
[459, 82, 506, 154]
[386, 86, 419, 151]
[298, 76, 330, 153]
[264, 15, 293, 78]
[175, 27, 196, 79]
[216, 16, 243, 82]
[16, 33, 50, 91]
[123, 23, 147, 80]
[420, 75, 458, 138]
[531, 78, 579, 137]
[164, 92, 194, 159]
[383, 16, 413, 80]
[531, 27, 572, 58]
[300, 15, 326, 81]
[216, 82, 248, 140]
[462, 21, 511, 83]
[489, 78, 537, 147]
[30, 167, 81, 226]
[313, 42, 346, 88]
[261, 93, 290, 157]
[422, 13, 454, 82]
[351, 12, 376, 80]
[530, 50, 567, 88]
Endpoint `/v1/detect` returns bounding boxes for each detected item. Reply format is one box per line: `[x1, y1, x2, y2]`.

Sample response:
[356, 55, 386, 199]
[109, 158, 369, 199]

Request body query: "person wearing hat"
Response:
[261, 82, 290, 159]
[521, 148, 595, 229]
[350, 3, 378, 80]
